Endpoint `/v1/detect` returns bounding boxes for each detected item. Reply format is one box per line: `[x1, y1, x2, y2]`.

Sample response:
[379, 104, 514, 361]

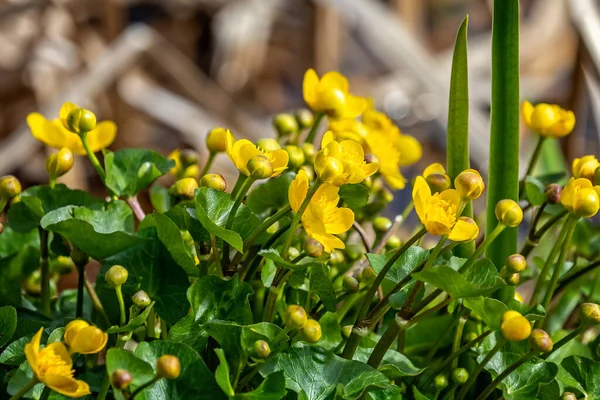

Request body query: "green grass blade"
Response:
[447, 15, 473, 257]
[486, 0, 520, 280]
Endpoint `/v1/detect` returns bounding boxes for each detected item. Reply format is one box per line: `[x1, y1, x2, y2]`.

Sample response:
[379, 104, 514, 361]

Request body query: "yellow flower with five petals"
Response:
[288, 169, 354, 252]
[27, 102, 116, 155]
[303, 69, 368, 120]
[226, 137, 288, 178]
[521, 101, 575, 138]
[25, 328, 91, 398]
[64, 320, 108, 354]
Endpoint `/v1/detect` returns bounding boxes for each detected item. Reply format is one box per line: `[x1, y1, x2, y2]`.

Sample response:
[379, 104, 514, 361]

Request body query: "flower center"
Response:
[37, 348, 74, 378]
[425, 194, 457, 227]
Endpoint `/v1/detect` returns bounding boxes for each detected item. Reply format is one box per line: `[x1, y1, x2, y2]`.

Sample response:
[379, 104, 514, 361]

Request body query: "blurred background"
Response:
[0, 0, 598, 217]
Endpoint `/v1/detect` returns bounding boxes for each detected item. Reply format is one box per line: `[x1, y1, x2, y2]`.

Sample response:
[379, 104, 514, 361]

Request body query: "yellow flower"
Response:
[412, 176, 478, 241]
[288, 170, 354, 252]
[168, 149, 199, 179]
[64, 320, 108, 354]
[572, 155, 600, 182]
[521, 101, 575, 138]
[314, 132, 378, 186]
[303, 69, 368, 119]
[27, 102, 116, 155]
[561, 178, 600, 218]
[226, 137, 288, 178]
[328, 119, 369, 145]
[500, 311, 531, 342]
[25, 328, 90, 398]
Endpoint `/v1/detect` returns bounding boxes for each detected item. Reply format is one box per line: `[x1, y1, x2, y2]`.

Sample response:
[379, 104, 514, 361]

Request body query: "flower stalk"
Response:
[38, 228, 51, 317]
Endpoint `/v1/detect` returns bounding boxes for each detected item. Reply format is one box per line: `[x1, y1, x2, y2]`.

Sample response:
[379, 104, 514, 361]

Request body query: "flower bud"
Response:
[304, 238, 324, 258]
[111, 369, 133, 390]
[156, 355, 181, 380]
[273, 113, 298, 137]
[344, 244, 364, 262]
[286, 305, 307, 329]
[572, 188, 600, 218]
[66, 108, 97, 134]
[285, 145, 305, 169]
[317, 157, 344, 183]
[434, 374, 449, 390]
[507, 273, 520, 286]
[69, 248, 89, 266]
[580, 303, 600, 325]
[360, 267, 377, 284]
[300, 319, 322, 343]
[495, 199, 523, 227]
[247, 155, 274, 180]
[425, 173, 451, 193]
[373, 216, 392, 233]
[179, 149, 199, 168]
[249, 340, 271, 359]
[501, 311, 531, 341]
[385, 235, 402, 250]
[64, 319, 108, 354]
[464, 332, 478, 345]
[364, 154, 380, 172]
[206, 128, 232, 153]
[342, 275, 360, 293]
[0, 175, 22, 199]
[506, 254, 526, 273]
[328, 267, 339, 280]
[302, 143, 317, 164]
[514, 291, 524, 303]
[24, 270, 41, 295]
[455, 169, 485, 200]
[529, 329, 553, 352]
[300, 165, 315, 181]
[46, 148, 74, 178]
[563, 392, 577, 400]
[452, 368, 469, 385]
[199, 174, 227, 192]
[288, 247, 300, 260]
[133, 290, 151, 308]
[171, 178, 198, 199]
[256, 138, 281, 152]
[53, 256, 74, 275]
[295, 109, 314, 129]
[329, 250, 344, 265]
[105, 265, 128, 288]
[544, 183, 562, 204]
[342, 325, 353, 338]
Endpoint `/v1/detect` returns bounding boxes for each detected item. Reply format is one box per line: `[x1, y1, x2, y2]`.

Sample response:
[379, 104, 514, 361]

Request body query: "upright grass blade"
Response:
[486, 0, 520, 296]
[447, 15, 473, 257]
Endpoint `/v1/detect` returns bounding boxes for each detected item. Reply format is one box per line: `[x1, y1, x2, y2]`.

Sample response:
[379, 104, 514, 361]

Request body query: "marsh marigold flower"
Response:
[314, 132, 378, 186]
[561, 178, 600, 218]
[226, 137, 288, 178]
[27, 102, 116, 155]
[412, 176, 479, 241]
[288, 169, 354, 252]
[25, 328, 90, 397]
[572, 155, 600, 182]
[303, 69, 368, 120]
[521, 101, 575, 138]
[64, 320, 108, 354]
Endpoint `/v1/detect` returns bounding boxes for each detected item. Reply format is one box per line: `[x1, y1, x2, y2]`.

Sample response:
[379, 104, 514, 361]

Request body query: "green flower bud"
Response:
[273, 113, 298, 137]
[304, 238, 324, 258]
[373, 216, 392, 233]
[66, 108, 97, 135]
[171, 178, 198, 199]
[46, 148, 74, 178]
[344, 244, 364, 262]
[247, 155, 273, 179]
[434, 374, 449, 390]
[495, 199, 523, 227]
[329, 250, 344, 265]
[295, 109, 314, 129]
[256, 138, 281, 152]
[342, 275, 360, 293]
[426, 173, 451, 193]
[544, 183, 562, 204]
[360, 267, 377, 284]
[506, 254, 526, 273]
[286, 305, 307, 329]
[0, 175, 22, 199]
[529, 329, 553, 352]
[562, 393, 577, 400]
[179, 149, 199, 168]
[156, 355, 181, 380]
[452, 368, 469, 385]
[111, 369, 133, 390]
[53, 256, 74, 275]
[580, 303, 600, 325]
[24, 270, 42, 295]
[379, 188, 394, 204]
[300, 319, 322, 343]
[342, 325, 353, 338]
[302, 143, 317, 164]
[69, 248, 89, 266]
[386, 235, 402, 250]
[288, 247, 300, 260]
[199, 174, 227, 192]
[464, 331, 479, 345]
[250, 340, 271, 359]
[285, 145, 305, 169]
[105, 265, 128, 288]
[132, 290, 151, 308]
[507, 273, 520, 286]
[328, 267, 339, 280]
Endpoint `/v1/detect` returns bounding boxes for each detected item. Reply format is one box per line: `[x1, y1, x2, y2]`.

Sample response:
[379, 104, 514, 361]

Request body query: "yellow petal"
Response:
[325, 207, 354, 234]
[44, 375, 91, 398]
[268, 149, 289, 177]
[303, 69, 319, 109]
[340, 95, 368, 120]
[86, 121, 117, 153]
[321, 131, 335, 149]
[397, 135, 422, 166]
[412, 176, 431, 223]
[381, 167, 406, 190]
[289, 170, 309, 212]
[27, 113, 70, 150]
[319, 71, 349, 93]
[307, 231, 345, 253]
[521, 101, 533, 127]
[59, 102, 79, 129]
[561, 177, 576, 210]
[25, 328, 44, 376]
[424, 221, 452, 236]
[43, 342, 73, 368]
[448, 216, 480, 242]
[439, 188, 461, 210]
[64, 320, 90, 346]
[68, 326, 108, 354]
[423, 163, 446, 178]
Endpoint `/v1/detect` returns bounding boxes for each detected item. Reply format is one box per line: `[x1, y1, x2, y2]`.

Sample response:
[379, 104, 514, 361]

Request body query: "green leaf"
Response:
[310, 264, 337, 311]
[0, 227, 38, 258]
[561, 356, 600, 398]
[339, 184, 369, 210]
[0, 306, 17, 347]
[106, 348, 155, 397]
[6, 361, 45, 399]
[404, 315, 454, 355]
[463, 296, 508, 330]
[165, 202, 208, 242]
[412, 258, 504, 298]
[41, 201, 141, 260]
[0, 246, 40, 306]
[234, 371, 287, 400]
[261, 259, 277, 288]
[354, 348, 423, 379]
[188, 275, 254, 324]
[134, 340, 224, 400]
[214, 348, 235, 397]
[246, 172, 295, 215]
[106, 302, 155, 334]
[7, 184, 103, 233]
[258, 249, 309, 270]
[104, 148, 175, 197]
[524, 176, 546, 206]
[367, 247, 429, 284]
[0, 331, 48, 365]
[149, 184, 173, 213]
[486, 0, 520, 289]
[168, 315, 207, 353]
[412, 386, 432, 400]
[318, 312, 343, 351]
[47, 328, 65, 344]
[262, 344, 390, 400]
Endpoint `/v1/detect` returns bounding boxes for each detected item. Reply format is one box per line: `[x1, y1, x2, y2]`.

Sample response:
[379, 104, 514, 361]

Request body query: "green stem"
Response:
[557, 260, 600, 294]
[97, 373, 110, 400]
[476, 351, 535, 400]
[240, 223, 290, 281]
[242, 206, 292, 252]
[81, 132, 106, 181]
[522, 137, 547, 185]
[39, 228, 51, 317]
[131, 376, 161, 398]
[210, 234, 223, 278]
[281, 180, 322, 259]
[521, 210, 568, 258]
[460, 223, 506, 273]
[304, 112, 324, 144]
[115, 285, 126, 326]
[263, 269, 294, 322]
[451, 314, 468, 370]
[200, 152, 216, 177]
[8, 377, 38, 400]
[76, 264, 85, 319]
[367, 314, 403, 368]
[230, 173, 247, 199]
[147, 307, 157, 339]
[457, 338, 506, 400]
[49, 176, 56, 189]
[83, 275, 111, 326]
[222, 177, 256, 268]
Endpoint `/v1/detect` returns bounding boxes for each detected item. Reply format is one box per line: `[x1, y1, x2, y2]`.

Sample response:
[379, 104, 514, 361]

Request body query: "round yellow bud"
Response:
[304, 238, 324, 258]
[273, 113, 298, 137]
[24, 270, 41, 295]
[295, 109, 314, 129]
[156, 355, 181, 380]
[425, 173, 451, 193]
[286, 305, 307, 329]
[455, 169, 485, 200]
[572, 188, 600, 218]
[256, 138, 281, 152]
[250, 340, 271, 359]
[580, 303, 600, 325]
[171, 178, 198, 199]
[529, 329, 553, 352]
[247, 155, 274, 180]
[133, 290, 151, 308]
[507, 273, 520, 286]
[495, 199, 523, 227]
[199, 174, 227, 192]
[464, 332, 478, 345]
[572, 155, 600, 182]
[206, 128, 233, 153]
[301, 319, 322, 343]
[300, 165, 315, 181]
[66, 108, 97, 135]
[0, 175, 22, 199]
[501, 311, 531, 341]
[329, 250, 345, 264]
[285, 145, 305, 169]
[506, 254, 526, 273]
[111, 369, 133, 390]
[373, 216, 392, 233]
[317, 157, 344, 183]
[342, 275, 360, 293]
[386, 235, 402, 250]
[344, 244, 363, 262]
[64, 320, 108, 354]
[54, 256, 74, 275]
[544, 183, 562, 204]
[288, 247, 300, 260]
[302, 143, 317, 164]
[105, 265, 128, 288]
[46, 148, 74, 178]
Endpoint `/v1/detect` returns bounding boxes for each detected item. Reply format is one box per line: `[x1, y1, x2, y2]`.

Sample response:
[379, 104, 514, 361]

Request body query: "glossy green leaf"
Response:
[165, 202, 208, 242]
[367, 247, 429, 284]
[168, 315, 207, 353]
[404, 315, 454, 355]
[188, 275, 254, 324]
[0, 306, 17, 347]
[6, 361, 45, 399]
[246, 172, 295, 215]
[0, 227, 38, 258]
[318, 312, 343, 351]
[149, 184, 173, 213]
[524, 176, 546, 206]
[463, 296, 508, 330]
[104, 148, 175, 197]
[0, 246, 40, 306]
[106, 302, 155, 334]
[106, 348, 155, 398]
[47, 327, 65, 344]
[310, 264, 337, 311]
[214, 348, 235, 397]
[261, 259, 277, 288]
[258, 249, 309, 270]
[0, 331, 48, 365]
[339, 184, 369, 211]
[234, 371, 287, 400]
[561, 356, 600, 398]
[354, 347, 423, 379]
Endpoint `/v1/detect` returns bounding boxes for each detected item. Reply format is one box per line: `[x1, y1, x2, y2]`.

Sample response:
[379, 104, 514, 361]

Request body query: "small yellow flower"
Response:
[25, 328, 91, 398]
[168, 149, 199, 179]
[495, 199, 523, 227]
[288, 170, 354, 252]
[303, 69, 368, 119]
[412, 176, 478, 241]
[521, 101, 575, 138]
[27, 102, 116, 155]
[64, 320, 108, 354]
[226, 137, 288, 178]
[572, 155, 600, 182]
[500, 311, 531, 342]
[314, 132, 378, 186]
[561, 177, 600, 218]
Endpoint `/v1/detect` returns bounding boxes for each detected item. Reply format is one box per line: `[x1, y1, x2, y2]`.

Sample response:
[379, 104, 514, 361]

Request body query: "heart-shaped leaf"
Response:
[367, 247, 429, 284]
